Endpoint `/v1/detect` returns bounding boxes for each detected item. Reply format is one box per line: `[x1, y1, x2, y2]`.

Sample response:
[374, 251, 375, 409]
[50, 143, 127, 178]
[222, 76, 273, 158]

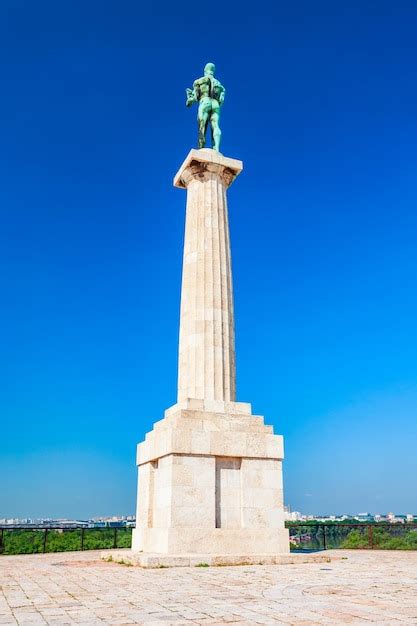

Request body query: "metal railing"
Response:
[0, 526, 133, 555]
[287, 522, 417, 551]
[1, 522, 416, 555]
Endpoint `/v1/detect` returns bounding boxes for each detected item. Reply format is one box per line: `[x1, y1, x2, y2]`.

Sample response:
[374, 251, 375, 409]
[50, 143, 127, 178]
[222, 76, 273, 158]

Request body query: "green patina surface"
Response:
[186, 63, 225, 152]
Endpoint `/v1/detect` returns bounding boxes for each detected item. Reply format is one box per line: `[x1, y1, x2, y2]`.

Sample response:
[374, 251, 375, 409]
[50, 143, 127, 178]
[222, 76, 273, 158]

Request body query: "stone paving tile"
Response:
[0, 549, 417, 625]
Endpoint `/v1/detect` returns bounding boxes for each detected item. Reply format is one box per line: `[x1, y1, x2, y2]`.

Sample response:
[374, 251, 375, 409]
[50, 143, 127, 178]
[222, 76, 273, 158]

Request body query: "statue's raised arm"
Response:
[185, 62, 225, 152]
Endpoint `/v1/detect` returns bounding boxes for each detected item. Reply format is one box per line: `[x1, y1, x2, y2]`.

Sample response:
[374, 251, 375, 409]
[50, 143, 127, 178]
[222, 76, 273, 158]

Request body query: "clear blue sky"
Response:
[1, 0, 416, 519]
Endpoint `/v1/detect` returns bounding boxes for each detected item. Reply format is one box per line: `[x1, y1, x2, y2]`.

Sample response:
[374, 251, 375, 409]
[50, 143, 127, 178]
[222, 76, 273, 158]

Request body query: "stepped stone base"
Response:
[102, 549, 331, 568]
[133, 528, 289, 555]
[131, 400, 289, 556]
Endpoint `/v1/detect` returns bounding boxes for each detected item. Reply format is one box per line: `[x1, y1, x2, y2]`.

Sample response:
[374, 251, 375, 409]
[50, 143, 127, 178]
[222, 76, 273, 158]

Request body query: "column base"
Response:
[131, 527, 289, 555]
[101, 546, 330, 569]
[133, 404, 289, 557]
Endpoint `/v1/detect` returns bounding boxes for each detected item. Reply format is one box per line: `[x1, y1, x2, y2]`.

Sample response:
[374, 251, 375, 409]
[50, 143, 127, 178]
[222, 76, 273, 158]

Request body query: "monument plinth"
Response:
[130, 148, 289, 558]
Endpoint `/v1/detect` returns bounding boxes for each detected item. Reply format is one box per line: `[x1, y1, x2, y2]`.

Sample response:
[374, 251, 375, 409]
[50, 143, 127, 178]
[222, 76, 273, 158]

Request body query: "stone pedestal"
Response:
[131, 400, 288, 555]
[130, 149, 289, 559]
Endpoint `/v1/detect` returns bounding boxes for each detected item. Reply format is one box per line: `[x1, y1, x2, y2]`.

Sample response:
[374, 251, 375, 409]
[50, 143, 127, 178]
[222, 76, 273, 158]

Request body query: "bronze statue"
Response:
[186, 63, 225, 152]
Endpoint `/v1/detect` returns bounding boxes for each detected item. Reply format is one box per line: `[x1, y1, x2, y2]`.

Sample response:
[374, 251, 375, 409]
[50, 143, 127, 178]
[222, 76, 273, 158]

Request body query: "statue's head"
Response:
[204, 62, 215, 76]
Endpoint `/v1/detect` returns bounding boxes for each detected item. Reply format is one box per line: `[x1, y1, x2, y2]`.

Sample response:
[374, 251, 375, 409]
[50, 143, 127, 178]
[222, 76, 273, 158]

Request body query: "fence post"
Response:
[322, 524, 327, 550]
[81, 528, 85, 551]
[43, 529, 48, 553]
[368, 525, 374, 549]
[113, 528, 117, 549]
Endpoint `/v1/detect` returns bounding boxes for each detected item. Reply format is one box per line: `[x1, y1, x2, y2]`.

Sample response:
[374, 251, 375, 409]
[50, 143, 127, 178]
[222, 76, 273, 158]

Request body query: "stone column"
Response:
[174, 149, 243, 403]
[128, 148, 289, 560]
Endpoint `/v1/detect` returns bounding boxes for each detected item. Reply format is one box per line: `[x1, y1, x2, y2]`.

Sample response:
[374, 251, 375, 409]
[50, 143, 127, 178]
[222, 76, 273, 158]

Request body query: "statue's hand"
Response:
[186, 88, 196, 107]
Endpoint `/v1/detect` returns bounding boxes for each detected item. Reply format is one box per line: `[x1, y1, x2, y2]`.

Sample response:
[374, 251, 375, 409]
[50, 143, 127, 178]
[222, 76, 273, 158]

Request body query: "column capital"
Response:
[174, 148, 243, 190]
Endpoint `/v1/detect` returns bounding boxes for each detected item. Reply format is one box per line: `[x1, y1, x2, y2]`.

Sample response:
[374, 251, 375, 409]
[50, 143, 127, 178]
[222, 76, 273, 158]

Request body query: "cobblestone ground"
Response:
[1, 549, 416, 625]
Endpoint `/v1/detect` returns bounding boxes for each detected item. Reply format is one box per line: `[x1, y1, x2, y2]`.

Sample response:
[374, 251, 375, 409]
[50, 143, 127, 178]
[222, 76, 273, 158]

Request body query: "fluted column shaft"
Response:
[174, 150, 243, 403]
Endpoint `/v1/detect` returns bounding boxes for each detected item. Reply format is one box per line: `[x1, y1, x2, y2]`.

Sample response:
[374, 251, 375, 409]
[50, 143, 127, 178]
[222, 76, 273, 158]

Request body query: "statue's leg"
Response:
[211, 109, 221, 152]
[198, 104, 209, 149]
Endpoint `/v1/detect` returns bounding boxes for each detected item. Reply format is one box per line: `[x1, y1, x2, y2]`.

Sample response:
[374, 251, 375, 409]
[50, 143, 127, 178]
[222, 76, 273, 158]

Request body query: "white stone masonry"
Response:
[131, 149, 289, 557]
[175, 149, 241, 403]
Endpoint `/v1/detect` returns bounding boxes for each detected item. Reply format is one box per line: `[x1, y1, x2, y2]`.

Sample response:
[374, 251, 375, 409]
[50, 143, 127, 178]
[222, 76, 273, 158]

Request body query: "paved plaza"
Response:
[1, 549, 417, 625]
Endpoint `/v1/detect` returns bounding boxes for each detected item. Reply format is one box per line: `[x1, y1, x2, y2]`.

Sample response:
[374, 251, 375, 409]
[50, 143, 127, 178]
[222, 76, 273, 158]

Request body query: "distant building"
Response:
[356, 512, 374, 522]
[386, 512, 406, 524]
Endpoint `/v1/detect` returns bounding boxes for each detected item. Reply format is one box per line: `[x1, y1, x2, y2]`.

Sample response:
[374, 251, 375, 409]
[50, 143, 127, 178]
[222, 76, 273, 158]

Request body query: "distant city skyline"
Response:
[2, 510, 416, 527]
[1, 1, 417, 517]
